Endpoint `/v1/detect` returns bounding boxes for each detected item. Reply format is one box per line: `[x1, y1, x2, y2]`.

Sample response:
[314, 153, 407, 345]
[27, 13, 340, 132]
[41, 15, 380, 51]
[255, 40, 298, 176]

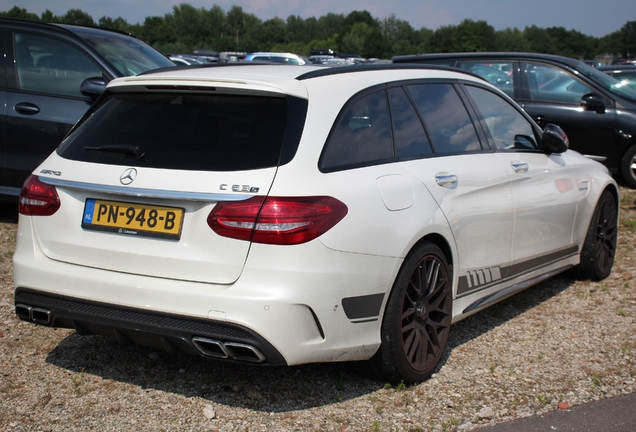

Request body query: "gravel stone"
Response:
[1, 187, 635, 431]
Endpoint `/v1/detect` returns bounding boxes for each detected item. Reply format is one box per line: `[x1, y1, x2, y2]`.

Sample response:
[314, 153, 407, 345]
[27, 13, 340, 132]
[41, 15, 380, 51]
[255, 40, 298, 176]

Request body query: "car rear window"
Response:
[57, 92, 305, 171]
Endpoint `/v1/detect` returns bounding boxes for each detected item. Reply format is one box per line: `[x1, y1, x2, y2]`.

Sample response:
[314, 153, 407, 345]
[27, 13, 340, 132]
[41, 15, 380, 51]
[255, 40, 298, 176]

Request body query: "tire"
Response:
[367, 242, 452, 384]
[620, 144, 636, 189]
[571, 190, 618, 281]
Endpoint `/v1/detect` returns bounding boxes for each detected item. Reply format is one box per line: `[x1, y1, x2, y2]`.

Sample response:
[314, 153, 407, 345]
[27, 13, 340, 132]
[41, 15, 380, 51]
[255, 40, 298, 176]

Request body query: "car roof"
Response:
[110, 63, 489, 99]
[392, 52, 583, 68]
[597, 65, 636, 72]
[0, 17, 136, 39]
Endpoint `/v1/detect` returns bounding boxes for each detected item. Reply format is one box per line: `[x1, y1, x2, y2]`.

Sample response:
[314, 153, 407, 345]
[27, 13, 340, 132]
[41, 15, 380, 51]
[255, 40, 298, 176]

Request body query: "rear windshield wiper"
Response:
[83, 145, 146, 158]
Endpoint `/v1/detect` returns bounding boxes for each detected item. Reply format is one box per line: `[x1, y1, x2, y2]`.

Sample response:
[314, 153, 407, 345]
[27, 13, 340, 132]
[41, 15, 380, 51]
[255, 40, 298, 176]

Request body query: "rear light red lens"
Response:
[18, 175, 61, 216]
[208, 196, 348, 245]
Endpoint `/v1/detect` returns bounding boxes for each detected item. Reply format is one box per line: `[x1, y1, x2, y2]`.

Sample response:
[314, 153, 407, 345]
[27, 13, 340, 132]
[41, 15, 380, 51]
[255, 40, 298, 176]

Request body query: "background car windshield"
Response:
[57, 92, 290, 171]
[83, 33, 175, 76]
[577, 61, 636, 102]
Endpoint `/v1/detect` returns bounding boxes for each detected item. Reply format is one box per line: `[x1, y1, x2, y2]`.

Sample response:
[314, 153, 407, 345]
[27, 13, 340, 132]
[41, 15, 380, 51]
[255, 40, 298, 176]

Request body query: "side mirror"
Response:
[542, 124, 569, 154]
[80, 77, 108, 99]
[580, 93, 606, 114]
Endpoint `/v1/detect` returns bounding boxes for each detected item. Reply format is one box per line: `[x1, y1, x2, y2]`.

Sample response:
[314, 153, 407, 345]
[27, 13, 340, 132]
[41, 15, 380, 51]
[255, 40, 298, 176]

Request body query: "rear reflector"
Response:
[207, 196, 348, 245]
[18, 175, 61, 216]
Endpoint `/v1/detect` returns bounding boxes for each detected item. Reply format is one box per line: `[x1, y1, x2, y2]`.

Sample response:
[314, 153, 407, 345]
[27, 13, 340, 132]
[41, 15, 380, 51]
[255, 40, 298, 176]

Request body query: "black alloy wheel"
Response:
[372, 242, 452, 384]
[621, 144, 636, 189]
[572, 190, 618, 281]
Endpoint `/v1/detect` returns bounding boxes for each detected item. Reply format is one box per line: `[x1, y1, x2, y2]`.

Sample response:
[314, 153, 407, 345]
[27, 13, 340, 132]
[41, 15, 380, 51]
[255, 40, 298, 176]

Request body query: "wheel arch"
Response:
[404, 233, 455, 287]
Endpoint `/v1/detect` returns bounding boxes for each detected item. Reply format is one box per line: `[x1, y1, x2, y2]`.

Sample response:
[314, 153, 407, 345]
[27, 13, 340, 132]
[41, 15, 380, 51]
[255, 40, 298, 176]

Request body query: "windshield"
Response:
[82, 33, 175, 76]
[576, 61, 636, 102]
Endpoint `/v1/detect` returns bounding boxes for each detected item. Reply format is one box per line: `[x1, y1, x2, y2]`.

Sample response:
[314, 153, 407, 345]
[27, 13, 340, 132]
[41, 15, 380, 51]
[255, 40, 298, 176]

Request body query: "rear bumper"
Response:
[15, 288, 285, 365]
[13, 215, 402, 366]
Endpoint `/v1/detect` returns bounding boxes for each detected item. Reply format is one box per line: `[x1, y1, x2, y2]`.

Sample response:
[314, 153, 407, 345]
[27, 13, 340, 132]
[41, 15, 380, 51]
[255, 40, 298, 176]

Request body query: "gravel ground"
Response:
[1, 187, 635, 432]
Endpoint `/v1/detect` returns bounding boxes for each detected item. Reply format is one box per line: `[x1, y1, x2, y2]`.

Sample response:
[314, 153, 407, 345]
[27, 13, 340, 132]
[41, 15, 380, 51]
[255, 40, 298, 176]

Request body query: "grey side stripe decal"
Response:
[457, 245, 579, 297]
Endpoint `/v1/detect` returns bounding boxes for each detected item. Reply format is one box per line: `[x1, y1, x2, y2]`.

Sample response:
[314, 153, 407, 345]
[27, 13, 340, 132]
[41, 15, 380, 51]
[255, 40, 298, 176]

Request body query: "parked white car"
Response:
[244, 52, 309, 65]
[14, 64, 618, 383]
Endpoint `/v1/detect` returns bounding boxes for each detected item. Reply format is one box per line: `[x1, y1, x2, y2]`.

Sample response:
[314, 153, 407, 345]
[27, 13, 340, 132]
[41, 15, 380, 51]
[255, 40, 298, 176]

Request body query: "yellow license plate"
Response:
[82, 199, 184, 239]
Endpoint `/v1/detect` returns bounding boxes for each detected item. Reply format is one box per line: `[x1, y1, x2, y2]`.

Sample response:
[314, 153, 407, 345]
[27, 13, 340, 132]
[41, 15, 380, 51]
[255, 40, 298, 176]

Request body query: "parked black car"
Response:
[0, 18, 176, 199]
[597, 65, 636, 90]
[393, 52, 636, 188]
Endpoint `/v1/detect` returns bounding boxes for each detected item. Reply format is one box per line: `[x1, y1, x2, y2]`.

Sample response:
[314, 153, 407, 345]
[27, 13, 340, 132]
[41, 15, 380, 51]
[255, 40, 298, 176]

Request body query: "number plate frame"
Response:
[82, 198, 185, 240]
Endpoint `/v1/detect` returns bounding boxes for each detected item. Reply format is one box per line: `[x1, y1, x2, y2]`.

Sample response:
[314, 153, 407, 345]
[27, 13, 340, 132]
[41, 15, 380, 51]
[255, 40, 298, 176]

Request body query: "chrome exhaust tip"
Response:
[192, 337, 266, 363]
[32, 307, 52, 325]
[15, 304, 33, 321]
[192, 337, 230, 359]
[15, 304, 52, 325]
[224, 342, 266, 363]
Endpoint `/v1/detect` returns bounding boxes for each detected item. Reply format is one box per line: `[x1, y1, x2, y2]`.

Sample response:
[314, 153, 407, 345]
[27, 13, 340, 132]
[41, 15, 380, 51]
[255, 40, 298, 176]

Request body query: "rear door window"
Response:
[407, 83, 483, 154]
[456, 61, 515, 97]
[387, 86, 433, 159]
[58, 92, 302, 171]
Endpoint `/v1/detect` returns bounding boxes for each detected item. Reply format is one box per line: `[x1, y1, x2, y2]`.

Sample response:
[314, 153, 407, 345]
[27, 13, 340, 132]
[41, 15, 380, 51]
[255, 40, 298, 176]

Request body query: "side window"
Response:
[321, 90, 393, 170]
[387, 87, 432, 158]
[14, 32, 103, 98]
[524, 62, 593, 104]
[464, 85, 538, 150]
[457, 61, 514, 97]
[407, 83, 482, 154]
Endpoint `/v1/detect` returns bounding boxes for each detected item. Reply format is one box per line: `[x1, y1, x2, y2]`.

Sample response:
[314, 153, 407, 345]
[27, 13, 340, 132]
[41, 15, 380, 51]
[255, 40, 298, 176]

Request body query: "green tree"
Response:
[251, 17, 287, 51]
[0, 6, 39, 20]
[454, 19, 497, 52]
[362, 26, 390, 58]
[166, 3, 211, 51]
[495, 28, 529, 52]
[316, 13, 345, 40]
[226, 5, 247, 48]
[98, 16, 131, 32]
[138, 16, 177, 48]
[620, 20, 636, 58]
[428, 25, 457, 53]
[523, 25, 556, 53]
[381, 14, 416, 45]
[61, 9, 95, 26]
[40, 9, 56, 22]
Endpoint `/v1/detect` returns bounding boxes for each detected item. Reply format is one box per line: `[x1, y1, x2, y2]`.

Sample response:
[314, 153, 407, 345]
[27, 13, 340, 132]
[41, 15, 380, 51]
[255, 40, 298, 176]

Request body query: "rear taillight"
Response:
[207, 196, 348, 245]
[18, 175, 61, 216]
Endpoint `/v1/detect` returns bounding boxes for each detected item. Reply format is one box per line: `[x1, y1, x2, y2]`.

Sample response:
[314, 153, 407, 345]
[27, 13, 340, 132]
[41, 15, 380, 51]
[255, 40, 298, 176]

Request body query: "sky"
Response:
[3, 0, 634, 38]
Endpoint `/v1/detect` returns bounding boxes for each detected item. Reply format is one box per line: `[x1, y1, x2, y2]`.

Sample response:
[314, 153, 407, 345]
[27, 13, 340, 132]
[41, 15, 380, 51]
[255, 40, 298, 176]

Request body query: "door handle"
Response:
[14, 102, 40, 115]
[511, 162, 529, 173]
[435, 174, 458, 187]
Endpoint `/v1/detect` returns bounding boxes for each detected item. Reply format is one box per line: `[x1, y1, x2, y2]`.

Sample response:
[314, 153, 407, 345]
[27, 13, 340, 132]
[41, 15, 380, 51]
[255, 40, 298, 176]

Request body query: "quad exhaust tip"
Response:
[15, 304, 52, 325]
[192, 336, 266, 363]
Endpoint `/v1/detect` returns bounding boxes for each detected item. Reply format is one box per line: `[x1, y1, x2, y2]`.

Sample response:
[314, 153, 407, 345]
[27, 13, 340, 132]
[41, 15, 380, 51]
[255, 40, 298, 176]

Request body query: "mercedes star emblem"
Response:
[120, 168, 137, 185]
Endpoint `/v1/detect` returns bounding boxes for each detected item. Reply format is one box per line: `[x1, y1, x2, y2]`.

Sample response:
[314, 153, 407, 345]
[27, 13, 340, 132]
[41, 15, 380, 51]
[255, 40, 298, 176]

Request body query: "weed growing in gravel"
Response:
[618, 309, 627, 316]
[442, 418, 459, 430]
[70, 368, 85, 396]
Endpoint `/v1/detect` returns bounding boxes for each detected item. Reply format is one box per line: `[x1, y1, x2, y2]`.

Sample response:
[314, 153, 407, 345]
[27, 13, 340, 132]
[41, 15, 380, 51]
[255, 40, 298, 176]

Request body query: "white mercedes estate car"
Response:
[14, 64, 618, 383]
